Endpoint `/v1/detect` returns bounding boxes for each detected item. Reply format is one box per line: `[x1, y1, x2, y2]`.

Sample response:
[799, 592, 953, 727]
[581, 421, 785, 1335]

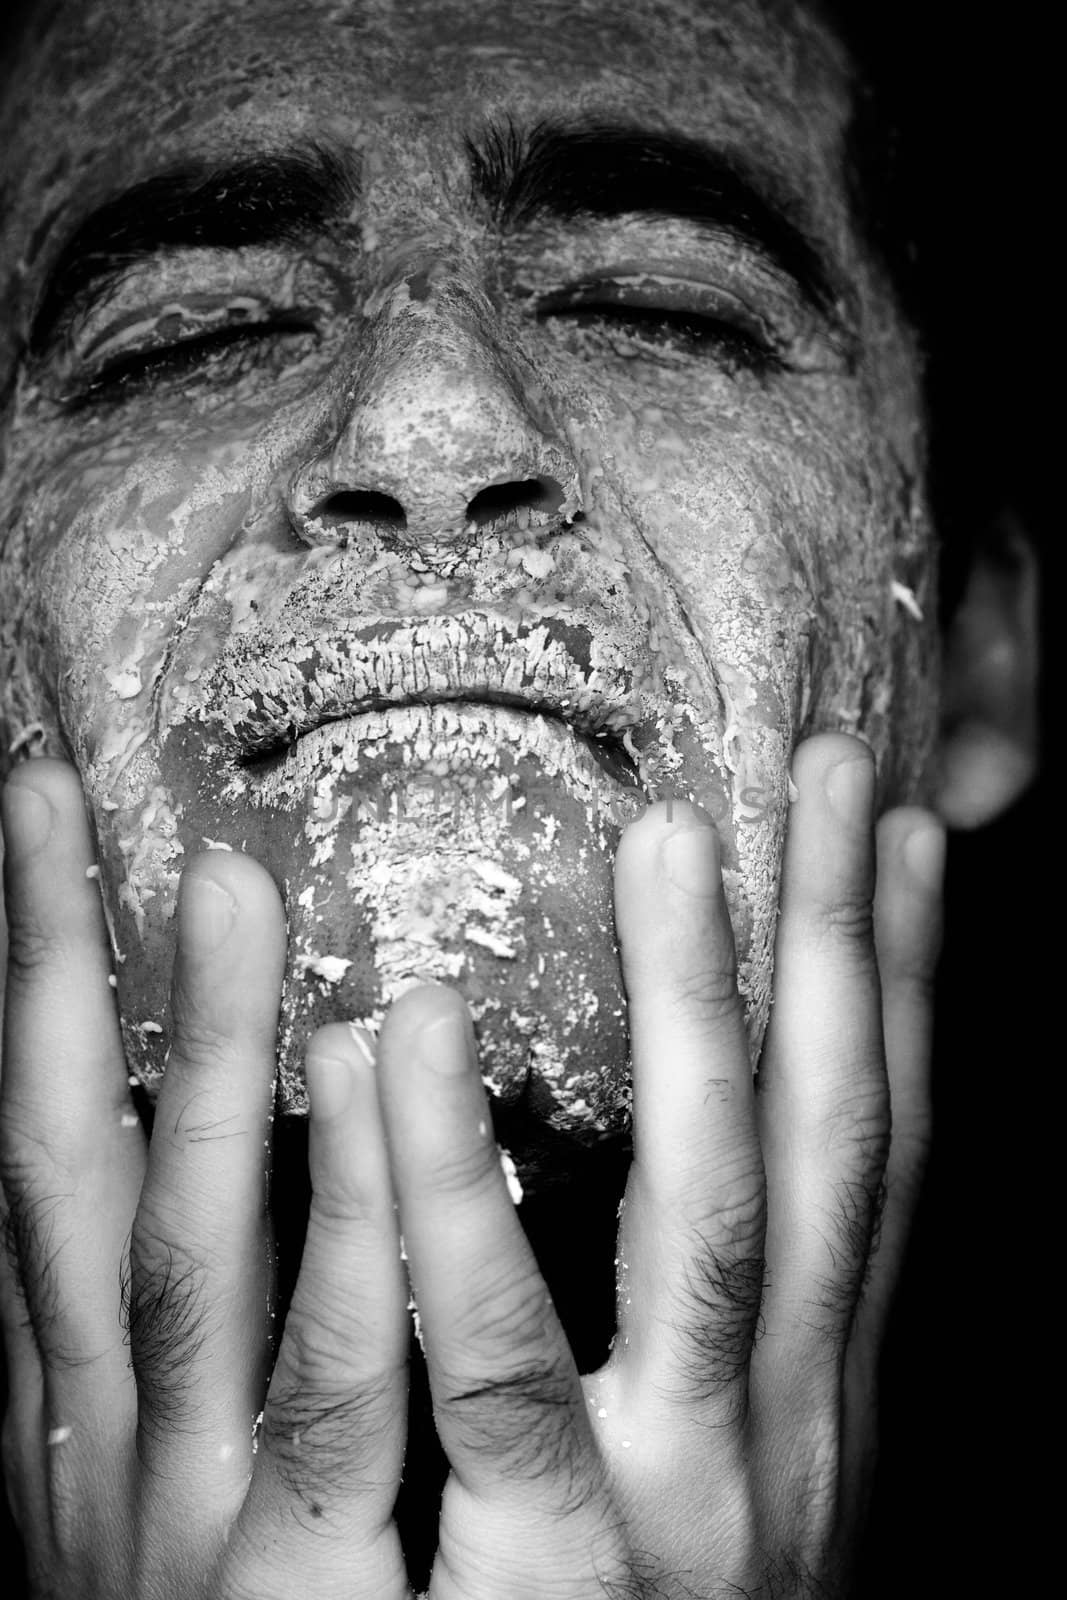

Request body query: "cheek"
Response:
[585, 392, 936, 1044]
[31, 459, 264, 794]
[601, 385, 936, 779]
[0, 380, 298, 761]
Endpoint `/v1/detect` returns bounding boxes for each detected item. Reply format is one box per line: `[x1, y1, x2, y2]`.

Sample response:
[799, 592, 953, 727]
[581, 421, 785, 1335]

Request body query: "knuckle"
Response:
[432, 1263, 596, 1495]
[702, 1178, 767, 1256]
[264, 1367, 396, 1500]
[809, 1170, 889, 1331]
[674, 1241, 767, 1398]
[888, 1120, 932, 1188]
[0, 1182, 65, 1349]
[667, 1160, 766, 1258]
[275, 1299, 384, 1394]
[1, 1118, 70, 1202]
[0, 1413, 33, 1535]
[448, 1261, 555, 1357]
[126, 1224, 211, 1422]
[3, 918, 67, 989]
[419, 1137, 498, 1202]
[823, 1087, 890, 1175]
[308, 1177, 386, 1235]
[883, 942, 939, 1002]
[441, 1356, 587, 1496]
[166, 1012, 243, 1074]
[815, 892, 876, 953]
[662, 960, 742, 1031]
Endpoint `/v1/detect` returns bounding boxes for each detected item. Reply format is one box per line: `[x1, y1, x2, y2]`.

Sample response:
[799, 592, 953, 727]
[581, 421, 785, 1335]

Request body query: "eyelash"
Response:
[530, 277, 786, 373]
[59, 315, 319, 407]
[55, 276, 782, 408]
[538, 302, 781, 371]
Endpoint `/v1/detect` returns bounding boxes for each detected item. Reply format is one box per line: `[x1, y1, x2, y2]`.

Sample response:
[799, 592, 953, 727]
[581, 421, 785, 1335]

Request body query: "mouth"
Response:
[239, 689, 640, 791]
[209, 612, 664, 792]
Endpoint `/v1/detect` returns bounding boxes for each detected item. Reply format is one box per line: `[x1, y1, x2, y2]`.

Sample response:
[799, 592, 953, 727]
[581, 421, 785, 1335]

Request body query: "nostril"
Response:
[465, 476, 565, 529]
[312, 489, 407, 531]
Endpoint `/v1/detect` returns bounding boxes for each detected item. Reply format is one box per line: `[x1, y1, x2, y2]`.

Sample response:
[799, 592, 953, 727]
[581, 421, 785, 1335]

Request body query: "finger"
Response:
[0, 1221, 46, 1544]
[377, 986, 607, 1533]
[235, 1024, 408, 1600]
[130, 850, 284, 1526]
[0, 760, 144, 1452]
[611, 801, 765, 1420]
[1, 807, 49, 1553]
[855, 808, 943, 1341]
[755, 736, 890, 1409]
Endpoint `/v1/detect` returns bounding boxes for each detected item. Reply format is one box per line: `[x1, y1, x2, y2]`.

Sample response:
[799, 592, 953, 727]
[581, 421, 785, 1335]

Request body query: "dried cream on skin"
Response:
[0, 0, 938, 1170]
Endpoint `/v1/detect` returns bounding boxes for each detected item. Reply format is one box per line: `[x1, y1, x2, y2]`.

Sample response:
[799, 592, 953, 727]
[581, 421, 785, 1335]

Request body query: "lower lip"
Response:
[242, 701, 640, 814]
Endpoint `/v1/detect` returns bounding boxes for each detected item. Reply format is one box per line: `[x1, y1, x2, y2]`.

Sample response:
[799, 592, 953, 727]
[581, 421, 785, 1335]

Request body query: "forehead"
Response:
[1, 0, 856, 283]
[13, 0, 847, 105]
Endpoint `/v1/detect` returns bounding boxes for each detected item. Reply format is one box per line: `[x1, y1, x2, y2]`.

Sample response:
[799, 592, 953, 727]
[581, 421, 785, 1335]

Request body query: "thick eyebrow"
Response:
[28, 120, 844, 358]
[466, 116, 845, 317]
[28, 143, 358, 353]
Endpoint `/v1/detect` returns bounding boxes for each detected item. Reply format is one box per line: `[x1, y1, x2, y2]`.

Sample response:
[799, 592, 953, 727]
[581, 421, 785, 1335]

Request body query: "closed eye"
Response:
[539, 301, 779, 370]
[56, 314, 320, 407]
[532, 277, 784, 373]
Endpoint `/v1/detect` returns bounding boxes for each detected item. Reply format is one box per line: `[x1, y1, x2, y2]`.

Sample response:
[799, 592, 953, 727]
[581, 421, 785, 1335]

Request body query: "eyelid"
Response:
[521, 261, 856, 374]
[71, 294, 301, 367]
[42, 241, 349, 367]
[533, 270, 774, 337]
[47, 314, 321, 409]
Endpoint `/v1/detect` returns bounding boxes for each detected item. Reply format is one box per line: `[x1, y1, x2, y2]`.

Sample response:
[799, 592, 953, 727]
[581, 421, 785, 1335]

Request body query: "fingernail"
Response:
[903, 816, 946, 891]
[420, 1008, 475, 1076]
[823, 753, 875, 826]
[306, 1051, 355, 1119]
[2, 782, 54, 854]
[180, 871, 236, 953]
[661, 819, 720, 894]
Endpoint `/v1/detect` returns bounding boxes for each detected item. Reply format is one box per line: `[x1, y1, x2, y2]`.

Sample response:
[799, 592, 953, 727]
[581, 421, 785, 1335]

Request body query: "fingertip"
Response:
[1, 777, 54, 855]
[3, 755, 81, 804]
[2, 759, 89, 859]
[305, 1020, 377, 1113]
[623, 795, 718, 839]
[782, 736, 878, 895]
[176, 849, 285, 955]
[903, 815, 947, 894]
[306, 1045, 357, 1121]
[181, 844, 281, 904]
[380, 981, 470, 1043]
[877, 807, 947, 895]
[790, 732, 875, 791]
[874, 810, 945, 989]
[177, 868, 237, 954]
[615, 797, 720, 885]
[168, 853, 286, 1061]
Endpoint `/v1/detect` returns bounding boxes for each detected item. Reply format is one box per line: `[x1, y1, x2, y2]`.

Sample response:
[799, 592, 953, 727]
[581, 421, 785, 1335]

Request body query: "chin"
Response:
[92, 683, 790, 1187]
[106, 704, 644, 1158]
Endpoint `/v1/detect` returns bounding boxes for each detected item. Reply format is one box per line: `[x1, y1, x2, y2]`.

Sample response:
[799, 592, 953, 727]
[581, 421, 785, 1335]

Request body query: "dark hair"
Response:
[3, 0, 1045, 614]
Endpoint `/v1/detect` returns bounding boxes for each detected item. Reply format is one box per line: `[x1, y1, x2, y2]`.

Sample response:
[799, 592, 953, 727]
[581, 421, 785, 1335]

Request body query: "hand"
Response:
[0, 734, 944, 1598]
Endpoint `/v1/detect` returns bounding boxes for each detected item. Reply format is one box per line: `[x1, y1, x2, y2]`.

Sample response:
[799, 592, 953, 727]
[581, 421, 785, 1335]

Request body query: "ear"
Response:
[935, 514, 1040, 829]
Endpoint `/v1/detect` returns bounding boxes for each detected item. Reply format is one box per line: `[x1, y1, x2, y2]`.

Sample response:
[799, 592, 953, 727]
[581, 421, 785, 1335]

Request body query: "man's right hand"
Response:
[0, 759, 411, 1598]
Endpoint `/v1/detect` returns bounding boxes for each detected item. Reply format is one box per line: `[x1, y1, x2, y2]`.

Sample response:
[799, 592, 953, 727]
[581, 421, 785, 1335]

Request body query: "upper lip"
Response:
[198, 610, 666, 774]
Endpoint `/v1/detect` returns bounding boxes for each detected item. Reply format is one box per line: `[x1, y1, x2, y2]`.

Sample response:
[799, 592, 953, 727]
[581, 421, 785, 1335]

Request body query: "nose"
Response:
[286, 276, 580, 550]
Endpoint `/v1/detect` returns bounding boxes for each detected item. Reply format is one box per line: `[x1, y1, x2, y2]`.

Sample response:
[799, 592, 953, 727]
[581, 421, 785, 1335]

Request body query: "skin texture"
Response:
[0, 745, 946, 1598]
[0, 0, 937, 1161]
[0, 1, 962, 1594]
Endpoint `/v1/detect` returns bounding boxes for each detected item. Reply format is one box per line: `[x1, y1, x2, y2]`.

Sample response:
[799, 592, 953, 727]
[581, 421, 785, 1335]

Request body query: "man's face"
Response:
[0, 0, 936, 1161]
